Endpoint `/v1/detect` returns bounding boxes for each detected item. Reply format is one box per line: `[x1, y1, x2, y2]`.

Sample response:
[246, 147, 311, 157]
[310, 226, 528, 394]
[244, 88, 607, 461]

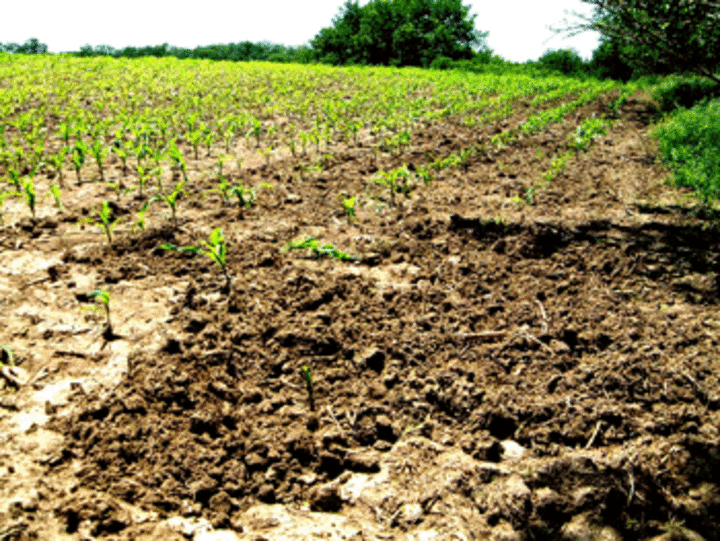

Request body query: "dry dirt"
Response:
[2, 94, 720, 540]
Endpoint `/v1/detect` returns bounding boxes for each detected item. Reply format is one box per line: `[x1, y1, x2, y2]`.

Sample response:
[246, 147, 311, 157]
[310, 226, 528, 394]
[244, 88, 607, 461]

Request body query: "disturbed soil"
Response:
[2, 94, 720, 540]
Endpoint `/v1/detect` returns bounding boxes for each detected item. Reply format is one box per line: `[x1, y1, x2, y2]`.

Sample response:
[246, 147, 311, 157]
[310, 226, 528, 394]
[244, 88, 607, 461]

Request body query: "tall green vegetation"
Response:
[311, 0, 489, 67]
[558, 0, 720, 86]
[653, 100, 720, 204]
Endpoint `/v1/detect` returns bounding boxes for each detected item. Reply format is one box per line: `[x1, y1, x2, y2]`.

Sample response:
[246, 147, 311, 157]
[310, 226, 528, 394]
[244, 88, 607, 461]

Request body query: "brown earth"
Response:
[2, 94, 720, 540]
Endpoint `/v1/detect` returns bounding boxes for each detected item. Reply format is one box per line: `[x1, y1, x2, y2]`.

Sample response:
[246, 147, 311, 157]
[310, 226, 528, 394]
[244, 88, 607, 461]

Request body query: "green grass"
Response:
[653, 99, 720, 204]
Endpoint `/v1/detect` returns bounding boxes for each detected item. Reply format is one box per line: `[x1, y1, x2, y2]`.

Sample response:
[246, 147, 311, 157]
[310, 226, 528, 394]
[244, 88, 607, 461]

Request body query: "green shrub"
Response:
[537, 48, 588, 76]
[653, 76, 720, 113]
[652, 99, 720, 203]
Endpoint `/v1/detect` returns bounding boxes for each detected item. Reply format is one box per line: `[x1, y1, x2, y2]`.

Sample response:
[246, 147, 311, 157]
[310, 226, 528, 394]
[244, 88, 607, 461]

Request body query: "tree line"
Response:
[2, 0, 718, 86]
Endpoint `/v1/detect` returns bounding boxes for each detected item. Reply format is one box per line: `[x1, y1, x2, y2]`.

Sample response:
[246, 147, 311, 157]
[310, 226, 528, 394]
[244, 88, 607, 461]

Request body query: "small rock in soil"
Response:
[0, 395, 18, 410]
[561, 513, 622, 541]
[345, 450, 381, 473]
[500, 440, 526, 461]
[489, 521, 524, 541]
[194, 530, 241, 541]
[309, 482, 342, 512]
[208, 491, 233, 516]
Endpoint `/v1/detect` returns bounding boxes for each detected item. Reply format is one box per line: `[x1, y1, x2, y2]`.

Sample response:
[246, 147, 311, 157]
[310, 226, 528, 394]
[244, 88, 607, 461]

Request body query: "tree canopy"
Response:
[311, 0, 489, 67]
[1, 38, 48, 54]
[559, 0, 720, 85]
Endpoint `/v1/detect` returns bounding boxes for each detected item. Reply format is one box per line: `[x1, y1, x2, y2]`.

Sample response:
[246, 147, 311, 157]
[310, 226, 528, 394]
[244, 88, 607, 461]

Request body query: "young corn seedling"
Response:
[6, 167, 22, 190]
[250, 116, 262, 148]
[417, 165, 434, 185]
[47, 147, 69, 187]
[58, 121, 72, 146]
[281, 237, 358, 261]
[569, 118, 610, 152]
[22, 177, 36, 220]
[203, 128, 216, 157]
[131, 200, 151, 233]
[72, 140, 89, 185]
[90, 139, 109, 182]
[150, 180, 186, 228]
[161, 228, 232, 293]
[341, 195, 357, 223]
[188, 130, 203, 160]
[231, 182, 272, 209]
[83, 289, 113, 338]
[136, 165, 155, 198]
[458, 148, 474, 172]
[299, 131, 310, 156]
[215, 154, 228, 180]
[211, 177, 233, 204]
[259, 146, 273, 167]
[112, 142, 131, 177]
[48, 184, 63, 211]
[78, 200, 122, 246]
[349, 119, 363, 144]
[371, 165, 412, 207]
[300, 365, 315, 412]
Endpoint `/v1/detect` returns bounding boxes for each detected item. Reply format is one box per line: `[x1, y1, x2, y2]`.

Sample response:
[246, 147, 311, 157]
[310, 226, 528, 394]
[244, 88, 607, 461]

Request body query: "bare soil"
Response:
[2, 94, 720, 540]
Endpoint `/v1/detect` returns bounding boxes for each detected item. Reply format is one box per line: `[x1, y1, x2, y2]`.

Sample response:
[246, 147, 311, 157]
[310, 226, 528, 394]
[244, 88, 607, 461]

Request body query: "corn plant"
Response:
[341, 195, 357, 222]
[348, 119, 363, 144]
[22, 177, 36, 219]
[90, 138, 110, 182]
[167, 143, 188, 182]
[541, 151, 572, 183]
[300, 365, 315, 412]
[259, 146, 273, 167]
[150, 180, 186, 228]
[58, 121, 72, 146]
[72, 140, 88, 184]
[211, 177, 233, 204]
[417, 165, 435, 185]
[46, 147, 69, 187]
[231, 182, 272, 209]
[188, 130, 203, 160]
[48, 184, 63, 211]
[5, 167, 22, 190]
[250, 116, 262, 148]
[569, 118, 611, 152]
[83, 289, 113, 337]
[203, 127, 216, 157]
[457, 148, 474, 172]
[131, 200, 151, 233]
[161, 228, 231, 293]
[78, 200, 122, 245]
[136, 165, 155, 197]
[281, 237, 358, 261]
[112, 142, 130, 177]
[371, 165, 412, 207]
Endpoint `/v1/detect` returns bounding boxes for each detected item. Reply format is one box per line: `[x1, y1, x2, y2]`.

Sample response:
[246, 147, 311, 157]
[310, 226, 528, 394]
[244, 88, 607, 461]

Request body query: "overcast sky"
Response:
[0, 0, 600, 62]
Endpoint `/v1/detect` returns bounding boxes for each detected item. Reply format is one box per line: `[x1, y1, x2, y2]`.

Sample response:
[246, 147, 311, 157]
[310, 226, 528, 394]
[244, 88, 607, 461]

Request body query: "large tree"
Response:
[558, 0, 720, 85]
[311, 0, 489, 67]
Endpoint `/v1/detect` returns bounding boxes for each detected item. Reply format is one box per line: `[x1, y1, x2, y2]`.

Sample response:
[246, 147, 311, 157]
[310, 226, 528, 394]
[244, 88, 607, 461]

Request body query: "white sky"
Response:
[0, 0, 600, 62]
